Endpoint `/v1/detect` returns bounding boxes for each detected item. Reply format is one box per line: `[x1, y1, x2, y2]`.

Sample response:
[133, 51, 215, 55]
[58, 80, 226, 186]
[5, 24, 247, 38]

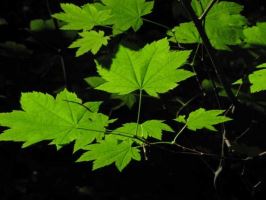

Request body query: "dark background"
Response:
[0, 0, 266, 199]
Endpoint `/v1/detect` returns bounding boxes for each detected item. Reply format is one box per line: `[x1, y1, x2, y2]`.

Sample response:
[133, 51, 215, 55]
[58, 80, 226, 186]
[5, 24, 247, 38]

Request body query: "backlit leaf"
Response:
[96, 38, 194, 97]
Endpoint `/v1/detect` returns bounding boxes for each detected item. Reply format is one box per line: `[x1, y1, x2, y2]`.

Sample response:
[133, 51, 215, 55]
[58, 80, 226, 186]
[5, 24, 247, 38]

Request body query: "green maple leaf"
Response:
[77, 137, 141, 171]
[69, 31, 110, 56]
[52, 3, 111, 30]
[168, 22, 200, 44]
[114, 120, 173, 141]
[205, 2, 246, 50]
[249, 63, 266, 93]
[0, 89, 110, 149]
[96, 38, 194, 97]
[176, 108, 231, 131]
[244, 22, 266, 46]
[170, 1, 246, 50]
[102, 0, 154, 34]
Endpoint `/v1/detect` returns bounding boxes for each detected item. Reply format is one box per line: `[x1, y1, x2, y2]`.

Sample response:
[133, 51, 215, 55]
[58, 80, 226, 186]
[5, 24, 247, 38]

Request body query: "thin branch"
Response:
[179, 0, 239, 106]
[198, 0, 217, 21]
[142, 18, 170, 30]
[172, 124, 187, 143]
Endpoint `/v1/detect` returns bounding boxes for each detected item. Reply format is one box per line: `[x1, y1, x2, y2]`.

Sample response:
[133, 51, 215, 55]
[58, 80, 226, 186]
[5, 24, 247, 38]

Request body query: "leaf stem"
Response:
[136, 89, 143, 129]
[143, 18, 170, 30]
[198, 0, 217, 21]
[171, 124, 187, 144]
[179, 0, 239, 106]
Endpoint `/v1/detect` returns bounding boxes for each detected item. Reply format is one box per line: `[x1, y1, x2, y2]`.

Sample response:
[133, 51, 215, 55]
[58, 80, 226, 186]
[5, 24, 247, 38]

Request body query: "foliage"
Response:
[96, 38, 194, 97]
[0, 0, 266, 173]
[170, 0, 247, 50]
[176, 108, 231, 131]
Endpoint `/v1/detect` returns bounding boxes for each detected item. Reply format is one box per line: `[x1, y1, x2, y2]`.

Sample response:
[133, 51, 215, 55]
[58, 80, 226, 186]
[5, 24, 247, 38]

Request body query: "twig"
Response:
[179, 0, 239, 106]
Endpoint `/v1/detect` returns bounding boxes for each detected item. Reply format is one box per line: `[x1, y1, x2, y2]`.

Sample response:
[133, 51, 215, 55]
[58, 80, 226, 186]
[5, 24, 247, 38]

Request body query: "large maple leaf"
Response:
[96, 38, 194, 97]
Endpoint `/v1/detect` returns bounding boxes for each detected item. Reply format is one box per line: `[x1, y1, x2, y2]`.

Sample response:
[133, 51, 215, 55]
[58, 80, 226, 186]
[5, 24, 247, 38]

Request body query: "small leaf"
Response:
[69, 31, 110, 56]
[77, 137, 141, 171]
[168, 22, 200, 44]
[114, 120, 173, 141]
[175, 115, 186, 123]
[52, 3, 111, 30]
[102, 0, 154, 34]
[175, 108, 231, 131]
[96, 38, 194, 97]
[244, 22, 266, 46]
[249, 63, 266, 93]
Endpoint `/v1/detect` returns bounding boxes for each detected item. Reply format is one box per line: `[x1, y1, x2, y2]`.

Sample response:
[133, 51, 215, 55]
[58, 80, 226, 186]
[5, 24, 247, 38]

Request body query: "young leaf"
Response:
[249, 63, 266, 93]
[0, 89, 110, 148]
[168, 22, 200, 44]
[175, 108, 231, 131]
[69, 31, 110, 56]
[96, 38, 194, 97]
[114, 120, 173, 141]
[244, 22, 266, 46]
[52, 3, 111, 30]
[77, 137, 141, 171]
[102, 0, 154, 34]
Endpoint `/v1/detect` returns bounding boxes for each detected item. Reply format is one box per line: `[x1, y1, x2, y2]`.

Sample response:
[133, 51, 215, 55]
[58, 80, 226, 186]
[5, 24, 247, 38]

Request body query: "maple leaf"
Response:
[249, 63, 266, 93]
[69, 31, 110, 56]
[96, 38, 194, 97]
[176, 108, 231, 131]
[168, 22, 200, 44]
[0, 89, 110, 149]
[205, 2, 247, 50]
[102, 0, 154, 34]
[244, 22, 266, 46]
[52, 3, 111, 30]
[77, 137, 141, 171]
[114, 120, 173, 141]
[170, 1, 247, 50]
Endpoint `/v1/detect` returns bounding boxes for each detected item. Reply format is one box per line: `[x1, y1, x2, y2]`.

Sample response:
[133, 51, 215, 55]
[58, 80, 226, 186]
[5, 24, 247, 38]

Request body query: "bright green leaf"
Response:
[176, 108, 231, 131]
[77, 137, 141, 171]
[244, 22, 266, 46]
[114, 120, 173, 141]
[102, 0, 154, 34]
[168, 22, 200, 44]
[249, 63, 266, 93]
[96, 38, 194, 97]
[52, 3, 111, 30]
[69, 31, 110, 56]
[0, 89, 110, 148]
